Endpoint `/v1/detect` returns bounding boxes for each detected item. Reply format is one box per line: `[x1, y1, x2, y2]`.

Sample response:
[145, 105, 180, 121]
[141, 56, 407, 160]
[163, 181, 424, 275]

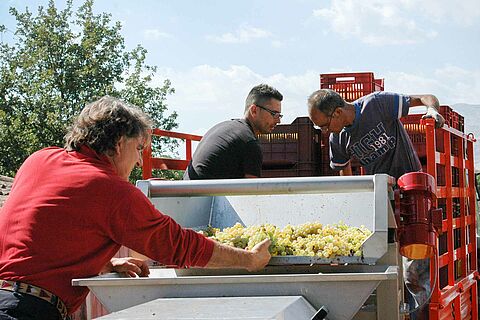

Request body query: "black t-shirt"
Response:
[183, 119, 262, 180]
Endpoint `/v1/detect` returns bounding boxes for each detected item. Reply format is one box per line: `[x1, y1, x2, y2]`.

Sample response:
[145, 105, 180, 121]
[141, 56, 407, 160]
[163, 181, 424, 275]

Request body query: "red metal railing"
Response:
[142, 128, 202, 179]
[417, 118, 478, 320]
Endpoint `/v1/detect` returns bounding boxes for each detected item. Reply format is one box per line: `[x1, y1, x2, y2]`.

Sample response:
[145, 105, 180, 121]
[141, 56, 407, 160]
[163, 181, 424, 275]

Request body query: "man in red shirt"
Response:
[0, 96, 271, 319]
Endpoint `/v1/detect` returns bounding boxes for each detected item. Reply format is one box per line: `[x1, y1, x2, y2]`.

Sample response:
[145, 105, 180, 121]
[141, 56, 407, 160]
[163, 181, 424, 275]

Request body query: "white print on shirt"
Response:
[348, 122, 396, 166]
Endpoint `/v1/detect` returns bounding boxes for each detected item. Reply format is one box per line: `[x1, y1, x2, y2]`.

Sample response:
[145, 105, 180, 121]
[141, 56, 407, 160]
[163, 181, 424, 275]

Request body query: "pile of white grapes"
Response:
[203, 222, 372, 258]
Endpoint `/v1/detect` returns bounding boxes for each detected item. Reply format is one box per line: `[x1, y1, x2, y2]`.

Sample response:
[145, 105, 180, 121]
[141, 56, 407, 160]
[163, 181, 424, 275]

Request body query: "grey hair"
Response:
[307, 89, 345, 116]
[64, 96, 153, 154]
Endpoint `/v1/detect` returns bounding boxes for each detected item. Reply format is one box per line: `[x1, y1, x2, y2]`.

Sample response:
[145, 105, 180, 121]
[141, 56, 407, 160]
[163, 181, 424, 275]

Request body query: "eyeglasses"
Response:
[314, 116, 332, 132]
[313, 108, 337, 132]
[255, 104, 283, 119]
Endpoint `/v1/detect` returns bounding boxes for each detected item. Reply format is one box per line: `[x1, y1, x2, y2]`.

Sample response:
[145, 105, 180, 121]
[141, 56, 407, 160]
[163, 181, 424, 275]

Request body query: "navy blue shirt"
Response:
[329, 92, 421, 179]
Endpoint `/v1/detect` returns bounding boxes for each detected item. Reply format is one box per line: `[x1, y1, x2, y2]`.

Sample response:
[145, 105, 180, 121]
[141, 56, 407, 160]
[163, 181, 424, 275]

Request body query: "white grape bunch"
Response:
[207, 221, 372, 258]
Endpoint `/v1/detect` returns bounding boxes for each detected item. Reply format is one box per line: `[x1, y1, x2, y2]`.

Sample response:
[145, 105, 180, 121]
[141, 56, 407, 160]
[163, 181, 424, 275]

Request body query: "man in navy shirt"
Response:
[308, 89, 444, 320]
[308, 89, 444, 178]
[184, 84, 283, 180]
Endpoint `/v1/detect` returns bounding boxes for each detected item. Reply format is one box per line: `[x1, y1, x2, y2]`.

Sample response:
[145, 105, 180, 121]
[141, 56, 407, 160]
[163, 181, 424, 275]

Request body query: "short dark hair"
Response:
[64, 96, 153, 154]
[245, 84, 283, 111]
[307, 89, 345, 116]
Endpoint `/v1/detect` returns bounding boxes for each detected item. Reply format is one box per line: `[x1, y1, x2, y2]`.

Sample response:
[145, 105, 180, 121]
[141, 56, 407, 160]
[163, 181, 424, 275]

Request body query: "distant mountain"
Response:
[451, 103, 480, 170]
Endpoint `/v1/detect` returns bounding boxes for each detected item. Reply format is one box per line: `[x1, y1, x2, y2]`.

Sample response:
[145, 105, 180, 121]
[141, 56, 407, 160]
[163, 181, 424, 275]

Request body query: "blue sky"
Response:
[1, 0, 479, 137]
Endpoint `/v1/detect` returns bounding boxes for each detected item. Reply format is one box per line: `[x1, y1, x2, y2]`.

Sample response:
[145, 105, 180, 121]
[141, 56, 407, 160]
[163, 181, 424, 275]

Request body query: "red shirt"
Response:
[0, 146, 214, 313]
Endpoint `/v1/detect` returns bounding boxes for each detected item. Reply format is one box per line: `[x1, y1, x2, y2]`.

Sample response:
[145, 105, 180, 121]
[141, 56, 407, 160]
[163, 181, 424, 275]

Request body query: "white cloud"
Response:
[144, 29, 173, 40]
[154, 65, 319, 135]
[409, 0, 480, 26]
[152, 65, 479, 159]
[385, 67, 480, 104]
[153, 64, 479, 137]
[312, 0, 475, 45]
[206, 25, 272, 44]
[271, 40, 285, 48]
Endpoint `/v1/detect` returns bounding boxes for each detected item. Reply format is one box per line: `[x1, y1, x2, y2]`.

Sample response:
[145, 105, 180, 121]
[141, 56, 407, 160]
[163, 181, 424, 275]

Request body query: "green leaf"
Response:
[0, 0, 178, 178]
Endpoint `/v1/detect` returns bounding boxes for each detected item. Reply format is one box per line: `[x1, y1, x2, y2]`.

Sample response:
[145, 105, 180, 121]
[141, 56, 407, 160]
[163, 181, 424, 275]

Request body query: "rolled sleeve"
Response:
[111, 187, 216, 268]
[329, 133, 350, 170]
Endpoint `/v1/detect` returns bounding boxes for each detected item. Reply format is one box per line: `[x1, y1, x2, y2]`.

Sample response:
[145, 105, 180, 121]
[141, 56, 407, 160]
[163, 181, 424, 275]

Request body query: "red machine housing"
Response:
[395, 172, 443, 260]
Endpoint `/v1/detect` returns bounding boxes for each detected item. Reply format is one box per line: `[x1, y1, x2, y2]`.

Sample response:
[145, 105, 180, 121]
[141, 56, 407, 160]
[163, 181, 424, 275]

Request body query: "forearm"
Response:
[409, 94, 440, 110]
[205, 242, 254, 270]
[339, 162, 352, 176]
[423, 95, 440, 111]
[410, 94, 444, 128]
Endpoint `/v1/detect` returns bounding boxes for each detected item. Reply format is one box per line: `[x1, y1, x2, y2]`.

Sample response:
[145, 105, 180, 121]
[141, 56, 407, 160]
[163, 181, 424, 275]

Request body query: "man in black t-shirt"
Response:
[184, 84, 283, 180]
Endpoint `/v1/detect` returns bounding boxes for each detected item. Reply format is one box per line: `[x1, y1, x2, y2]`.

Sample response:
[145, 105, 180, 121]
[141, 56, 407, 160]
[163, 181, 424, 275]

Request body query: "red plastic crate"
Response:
[320, 72, 384, 102]
[319, 134, 335, 176]
[401, 105, 464, 162]
[401, 115, 427, 159]
[259, 117, 321, 177]
[435, 278, 477, 320]
[439, 105, 465, 132]
[319, 133, 363, 176]
[418, 119, 478, 320]
[399, 115, 477, 319]
[261, 163, 320, 178]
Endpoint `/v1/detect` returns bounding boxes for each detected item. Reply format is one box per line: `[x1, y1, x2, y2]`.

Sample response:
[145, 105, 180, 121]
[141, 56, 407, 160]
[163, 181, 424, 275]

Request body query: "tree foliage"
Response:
[0, 0, 179, 180]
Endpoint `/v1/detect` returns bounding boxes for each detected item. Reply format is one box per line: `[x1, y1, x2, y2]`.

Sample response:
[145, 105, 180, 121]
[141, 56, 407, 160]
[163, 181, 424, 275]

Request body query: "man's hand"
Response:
[422, 108, 445, 129]
[247, 239, 271, 272]
[100, 257, 150, 277]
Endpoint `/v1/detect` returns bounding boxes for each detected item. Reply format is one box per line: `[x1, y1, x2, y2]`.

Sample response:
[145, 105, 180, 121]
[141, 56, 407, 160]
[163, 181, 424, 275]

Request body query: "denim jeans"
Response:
[0, 289, 62, 320]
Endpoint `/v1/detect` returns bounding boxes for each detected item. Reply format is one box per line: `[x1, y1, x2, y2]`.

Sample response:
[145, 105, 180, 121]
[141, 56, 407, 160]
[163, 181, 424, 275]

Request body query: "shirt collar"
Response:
[344, 101, 362, 133]
[237, 118, 256, 136]
[75, 145, 112, 165]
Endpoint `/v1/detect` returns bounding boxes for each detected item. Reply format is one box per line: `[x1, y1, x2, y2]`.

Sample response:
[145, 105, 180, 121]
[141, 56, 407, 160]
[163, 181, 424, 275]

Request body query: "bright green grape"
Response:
[207, 221, 372, 258]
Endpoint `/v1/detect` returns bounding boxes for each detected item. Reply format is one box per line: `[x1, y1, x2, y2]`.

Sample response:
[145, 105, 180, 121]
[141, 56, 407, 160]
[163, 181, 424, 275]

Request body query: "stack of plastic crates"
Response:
[319, 133, 363, 176]
[401, 106, 466, 168]
[320, 134, 335, 176]
[401, 115, 478, 319]
[259, 117, 322, 177]
[320, 72, 384, 102]
[439, 105, 465, 132]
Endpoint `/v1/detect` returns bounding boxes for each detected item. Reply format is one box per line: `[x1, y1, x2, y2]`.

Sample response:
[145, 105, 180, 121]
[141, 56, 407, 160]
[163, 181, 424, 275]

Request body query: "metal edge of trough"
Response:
[136, 175, 394, 197]
[73, 266, 398, 287]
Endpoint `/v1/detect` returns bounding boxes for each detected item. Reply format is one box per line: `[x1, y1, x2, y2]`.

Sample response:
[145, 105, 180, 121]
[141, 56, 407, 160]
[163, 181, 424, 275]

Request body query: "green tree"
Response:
[0, 0, 179, 180]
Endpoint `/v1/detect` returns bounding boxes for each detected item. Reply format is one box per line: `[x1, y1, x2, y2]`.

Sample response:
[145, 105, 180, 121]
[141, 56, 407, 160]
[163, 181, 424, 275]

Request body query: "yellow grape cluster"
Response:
[203, 222, 372, 258]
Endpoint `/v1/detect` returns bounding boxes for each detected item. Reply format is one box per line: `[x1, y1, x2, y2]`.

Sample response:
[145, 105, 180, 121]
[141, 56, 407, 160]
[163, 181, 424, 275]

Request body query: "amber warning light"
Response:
[395, 172, 443, 260]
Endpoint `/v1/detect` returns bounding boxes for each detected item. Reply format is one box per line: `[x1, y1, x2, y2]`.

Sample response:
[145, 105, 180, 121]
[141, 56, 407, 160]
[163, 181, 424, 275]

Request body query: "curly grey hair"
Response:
[65, 96, 153, 154]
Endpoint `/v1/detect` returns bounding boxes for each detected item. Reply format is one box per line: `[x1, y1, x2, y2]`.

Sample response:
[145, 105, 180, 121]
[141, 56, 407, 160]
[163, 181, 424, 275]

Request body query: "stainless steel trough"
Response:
[73, 175, 402, 320]
[137, 175, 394, 264]
[75, 265, 398, 320]
[97, 296, 318, 319]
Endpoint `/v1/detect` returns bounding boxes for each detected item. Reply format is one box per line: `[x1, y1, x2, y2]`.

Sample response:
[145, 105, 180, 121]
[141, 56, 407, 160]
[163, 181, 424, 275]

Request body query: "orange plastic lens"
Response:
[400, 244, 434, 260]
